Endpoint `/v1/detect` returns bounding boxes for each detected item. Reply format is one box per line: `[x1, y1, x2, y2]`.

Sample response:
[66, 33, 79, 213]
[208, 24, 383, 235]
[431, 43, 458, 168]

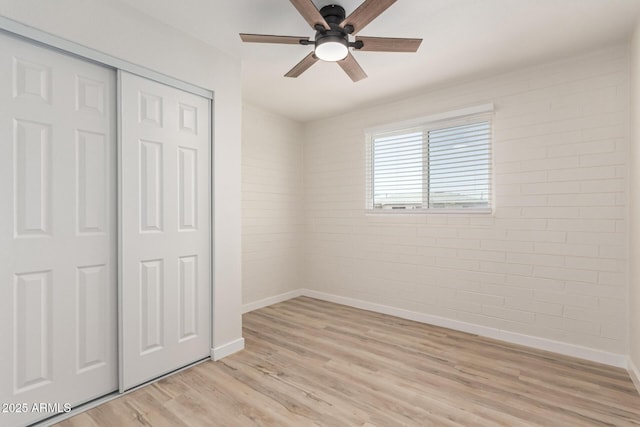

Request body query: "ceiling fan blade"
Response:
[356, 36, 422, 52]
[240, 34, 310, 45]
[341, 0, 396, 34]
[289, 0, 330, 30]
[285, 52, 319, 78]
[338, 52, 367, 82]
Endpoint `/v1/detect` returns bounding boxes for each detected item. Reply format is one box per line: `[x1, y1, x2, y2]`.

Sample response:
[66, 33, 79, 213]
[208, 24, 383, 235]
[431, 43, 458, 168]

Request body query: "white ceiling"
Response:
[118, 0, 640, 122]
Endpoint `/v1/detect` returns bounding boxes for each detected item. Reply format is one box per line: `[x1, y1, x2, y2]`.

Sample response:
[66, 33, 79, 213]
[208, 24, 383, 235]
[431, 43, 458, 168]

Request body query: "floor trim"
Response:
[242, 289, 303, 314]
[211, 337, 245, 361]
[629, 357, 640, 395]
[243, 289, 627, 368]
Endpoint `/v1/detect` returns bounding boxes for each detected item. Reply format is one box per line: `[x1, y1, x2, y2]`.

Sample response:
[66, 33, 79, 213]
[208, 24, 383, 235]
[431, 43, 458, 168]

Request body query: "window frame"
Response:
[365, 104, 494, 214]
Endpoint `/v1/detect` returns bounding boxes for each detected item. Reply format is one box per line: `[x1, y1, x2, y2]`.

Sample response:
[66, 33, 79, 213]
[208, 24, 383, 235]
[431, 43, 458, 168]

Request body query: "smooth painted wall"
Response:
[303, 46, 630, 355]
[0, 0, 243, 352]
[242, 104, 304, 305]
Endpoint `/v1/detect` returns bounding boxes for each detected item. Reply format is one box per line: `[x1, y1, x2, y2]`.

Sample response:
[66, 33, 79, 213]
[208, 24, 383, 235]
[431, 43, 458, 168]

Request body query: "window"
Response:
[366, 109, 492, 212]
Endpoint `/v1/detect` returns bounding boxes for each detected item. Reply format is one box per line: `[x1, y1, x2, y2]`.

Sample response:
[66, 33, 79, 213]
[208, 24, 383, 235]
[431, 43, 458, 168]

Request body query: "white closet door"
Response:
[119, 71, 211, 391]
[0, 35, 117, 427]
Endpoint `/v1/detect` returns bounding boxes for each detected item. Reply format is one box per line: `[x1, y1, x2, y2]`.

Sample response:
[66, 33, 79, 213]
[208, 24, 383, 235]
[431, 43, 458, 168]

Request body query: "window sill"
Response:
[365, 208, 493, 215]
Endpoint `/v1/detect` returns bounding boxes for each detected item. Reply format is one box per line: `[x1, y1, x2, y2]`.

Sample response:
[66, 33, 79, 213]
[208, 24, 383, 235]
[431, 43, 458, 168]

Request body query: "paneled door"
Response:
[0, 35, 118, 427]
[119, 71, 211, 391]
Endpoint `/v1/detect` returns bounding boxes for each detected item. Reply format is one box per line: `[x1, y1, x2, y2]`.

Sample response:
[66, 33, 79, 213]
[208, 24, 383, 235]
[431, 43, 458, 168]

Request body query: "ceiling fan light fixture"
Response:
[315, 35, 348, 62]
[239, 0, 422, 81]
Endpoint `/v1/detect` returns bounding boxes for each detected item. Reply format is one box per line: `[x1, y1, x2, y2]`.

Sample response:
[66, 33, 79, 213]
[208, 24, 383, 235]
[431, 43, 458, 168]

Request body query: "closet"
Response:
[0, 32, 212, 427]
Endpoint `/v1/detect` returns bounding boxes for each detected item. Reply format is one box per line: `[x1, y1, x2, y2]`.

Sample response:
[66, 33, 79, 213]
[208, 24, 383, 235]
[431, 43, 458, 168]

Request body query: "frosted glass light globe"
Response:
[315, 37, 348, 61]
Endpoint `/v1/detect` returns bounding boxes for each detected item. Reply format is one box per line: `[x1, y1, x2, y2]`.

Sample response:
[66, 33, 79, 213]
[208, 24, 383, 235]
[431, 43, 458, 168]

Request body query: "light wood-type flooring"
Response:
[57, 296, 640, 426]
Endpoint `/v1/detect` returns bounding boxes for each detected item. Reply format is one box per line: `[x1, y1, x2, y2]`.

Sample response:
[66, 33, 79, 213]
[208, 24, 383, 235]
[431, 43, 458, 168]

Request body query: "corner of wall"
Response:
[241, 104, 306, 307]
[629, 356, 640, 395]
[629, 16, 640, 392]
[211, 338, 245, 361]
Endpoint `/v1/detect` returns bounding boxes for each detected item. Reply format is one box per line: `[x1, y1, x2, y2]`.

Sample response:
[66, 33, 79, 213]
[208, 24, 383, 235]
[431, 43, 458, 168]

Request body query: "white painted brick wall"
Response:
[242, 104, 304, 304]
[630, 19, 640, 377]
[303, 46, 629, 354]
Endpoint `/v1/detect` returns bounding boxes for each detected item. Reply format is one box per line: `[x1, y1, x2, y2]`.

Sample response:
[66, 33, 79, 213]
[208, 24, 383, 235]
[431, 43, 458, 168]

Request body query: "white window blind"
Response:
[368, 115, 492, 212]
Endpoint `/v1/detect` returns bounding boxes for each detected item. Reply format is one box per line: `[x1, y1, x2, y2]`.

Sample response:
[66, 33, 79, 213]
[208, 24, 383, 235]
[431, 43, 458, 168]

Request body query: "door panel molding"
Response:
[0, 33, 117, 427]
[118, 71, 211, 392]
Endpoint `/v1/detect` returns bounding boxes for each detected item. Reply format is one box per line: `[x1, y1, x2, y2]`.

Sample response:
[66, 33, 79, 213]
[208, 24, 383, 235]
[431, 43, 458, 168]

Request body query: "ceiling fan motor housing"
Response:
[315, 5, 349, 54]
[314, 4, 359, 61]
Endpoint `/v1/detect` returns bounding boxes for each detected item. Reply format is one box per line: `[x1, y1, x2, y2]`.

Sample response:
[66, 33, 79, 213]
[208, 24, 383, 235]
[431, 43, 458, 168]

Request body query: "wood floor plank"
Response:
[57, 297, 640, 426]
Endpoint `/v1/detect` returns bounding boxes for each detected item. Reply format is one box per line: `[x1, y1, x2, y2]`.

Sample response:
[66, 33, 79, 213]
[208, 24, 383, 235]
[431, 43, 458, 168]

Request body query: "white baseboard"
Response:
[215, 290, 305, 362]
[629, 357, 640, 395]
[300, 289, 627, 368]
[242, 289, 304, 313]
[241, 288, 627, 368]
[211, 338, 245, 361]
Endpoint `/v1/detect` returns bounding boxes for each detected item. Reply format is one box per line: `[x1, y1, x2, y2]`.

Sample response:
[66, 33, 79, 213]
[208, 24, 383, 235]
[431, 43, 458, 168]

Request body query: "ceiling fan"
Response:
[239, 0, 422, 82]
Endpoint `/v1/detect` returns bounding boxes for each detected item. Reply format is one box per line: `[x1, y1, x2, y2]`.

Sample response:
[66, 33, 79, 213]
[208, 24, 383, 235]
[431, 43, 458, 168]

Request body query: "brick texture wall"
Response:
[630, 24, 640, 374]
[303, 46, 629, 353]
[242, 104, 304, 304]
